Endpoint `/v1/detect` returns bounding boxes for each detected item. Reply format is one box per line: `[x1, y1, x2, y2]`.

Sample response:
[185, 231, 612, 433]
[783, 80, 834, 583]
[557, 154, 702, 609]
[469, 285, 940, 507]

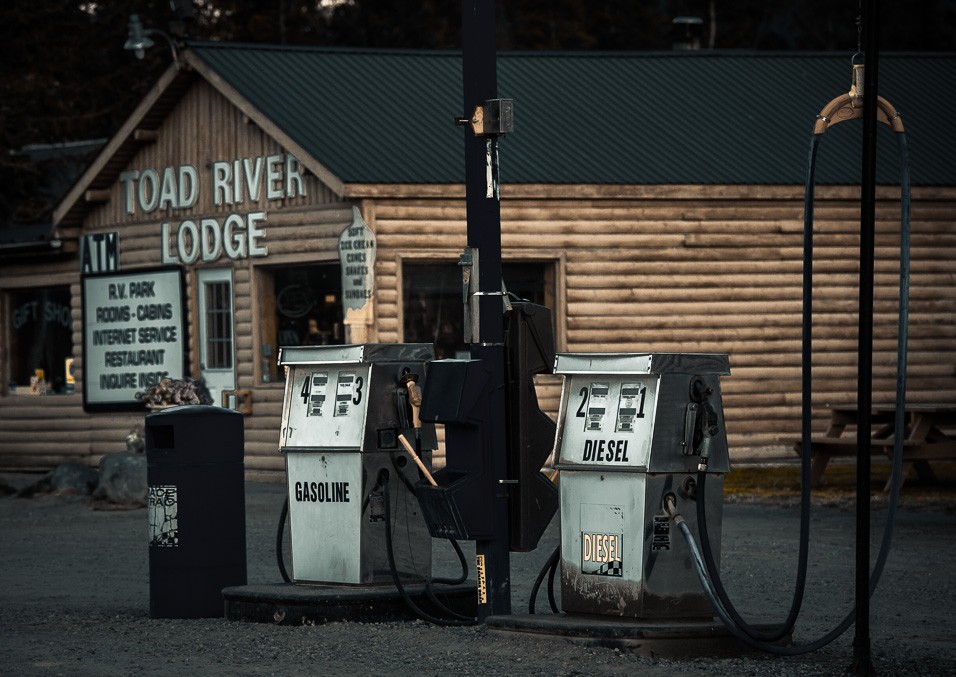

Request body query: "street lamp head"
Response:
[123, 15, 155, 60]
[123, 14, 179, 66]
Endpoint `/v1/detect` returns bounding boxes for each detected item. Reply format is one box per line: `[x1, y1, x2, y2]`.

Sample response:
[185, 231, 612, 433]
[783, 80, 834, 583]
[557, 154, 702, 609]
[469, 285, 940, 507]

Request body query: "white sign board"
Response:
[338, 207, 376, 310]
[82, 267, 186, 411]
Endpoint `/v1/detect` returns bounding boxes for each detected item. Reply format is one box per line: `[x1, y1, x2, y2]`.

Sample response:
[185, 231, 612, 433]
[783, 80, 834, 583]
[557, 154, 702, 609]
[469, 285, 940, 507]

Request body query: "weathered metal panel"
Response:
[559, 471, 722, 619]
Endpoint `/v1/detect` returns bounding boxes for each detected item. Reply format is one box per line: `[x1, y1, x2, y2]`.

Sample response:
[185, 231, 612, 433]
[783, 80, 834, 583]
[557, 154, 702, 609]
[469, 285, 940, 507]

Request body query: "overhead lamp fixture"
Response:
[124, 14, 179, 64]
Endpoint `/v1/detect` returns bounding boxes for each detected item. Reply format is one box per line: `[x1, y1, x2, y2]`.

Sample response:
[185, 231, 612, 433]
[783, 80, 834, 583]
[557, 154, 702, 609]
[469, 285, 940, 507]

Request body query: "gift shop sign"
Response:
[117, 153, 306, 265]
[82, 268, 186, 412]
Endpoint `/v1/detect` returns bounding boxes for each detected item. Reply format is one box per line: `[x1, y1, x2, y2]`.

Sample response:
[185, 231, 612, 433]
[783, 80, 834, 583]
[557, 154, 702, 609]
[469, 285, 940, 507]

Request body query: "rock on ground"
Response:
[17, 462, 99, 498]
[92, 452, 147, 509]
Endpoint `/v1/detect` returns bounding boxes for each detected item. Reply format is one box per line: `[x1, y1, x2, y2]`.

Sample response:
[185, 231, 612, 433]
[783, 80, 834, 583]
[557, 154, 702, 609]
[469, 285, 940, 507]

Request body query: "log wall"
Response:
[363, 184, 956, 459]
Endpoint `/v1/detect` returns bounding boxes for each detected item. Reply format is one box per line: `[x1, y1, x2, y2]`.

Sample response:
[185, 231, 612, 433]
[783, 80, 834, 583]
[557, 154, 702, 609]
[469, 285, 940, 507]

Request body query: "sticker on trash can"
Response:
[148, 484, 179, 547]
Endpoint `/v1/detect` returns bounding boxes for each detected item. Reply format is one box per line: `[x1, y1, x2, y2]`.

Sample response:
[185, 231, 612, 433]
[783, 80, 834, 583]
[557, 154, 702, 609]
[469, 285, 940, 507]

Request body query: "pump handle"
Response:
[398, 434, 437, 487]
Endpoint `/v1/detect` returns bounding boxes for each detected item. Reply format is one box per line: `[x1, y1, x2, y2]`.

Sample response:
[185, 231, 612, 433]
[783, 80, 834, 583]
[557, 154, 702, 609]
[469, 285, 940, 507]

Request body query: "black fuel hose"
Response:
[430, 537, 469, 586]
[388, 448, 469, 587]
[689, 126, 911, 653]
[689, 132, 823, 642]
[381, 470, 479, 626]
[546, 547, 559, 612]
[528, 545, 560, 614]
[276, 494, 291, 583]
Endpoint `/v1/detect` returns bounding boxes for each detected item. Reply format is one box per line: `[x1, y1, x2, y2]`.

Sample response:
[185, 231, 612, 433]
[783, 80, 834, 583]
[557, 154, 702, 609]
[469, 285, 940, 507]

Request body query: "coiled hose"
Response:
[686, 127, 911, 654]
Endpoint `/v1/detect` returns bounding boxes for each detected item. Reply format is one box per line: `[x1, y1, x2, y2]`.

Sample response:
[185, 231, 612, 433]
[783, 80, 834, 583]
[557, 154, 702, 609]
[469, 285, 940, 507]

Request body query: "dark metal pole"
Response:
[854, 0, 879, 674]
[461, 0, 511, 619]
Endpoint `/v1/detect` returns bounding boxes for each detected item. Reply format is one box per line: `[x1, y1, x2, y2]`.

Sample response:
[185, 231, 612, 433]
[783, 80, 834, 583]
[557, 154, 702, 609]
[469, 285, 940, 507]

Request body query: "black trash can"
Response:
[145, 405, 247, 619]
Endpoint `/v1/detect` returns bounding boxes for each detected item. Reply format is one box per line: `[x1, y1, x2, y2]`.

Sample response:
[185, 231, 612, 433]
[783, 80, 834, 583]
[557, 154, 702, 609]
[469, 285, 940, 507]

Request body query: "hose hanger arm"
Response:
[814, 93, 904, 135]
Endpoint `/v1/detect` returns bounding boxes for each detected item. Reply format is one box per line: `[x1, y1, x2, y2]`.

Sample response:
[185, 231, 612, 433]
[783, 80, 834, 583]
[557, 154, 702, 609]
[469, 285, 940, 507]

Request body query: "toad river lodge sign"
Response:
[117, 153, 306, 265]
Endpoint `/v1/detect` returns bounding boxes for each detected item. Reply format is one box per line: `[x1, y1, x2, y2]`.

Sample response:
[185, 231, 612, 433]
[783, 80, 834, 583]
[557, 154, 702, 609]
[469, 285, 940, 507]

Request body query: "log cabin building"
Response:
[2, 45, 954, 477]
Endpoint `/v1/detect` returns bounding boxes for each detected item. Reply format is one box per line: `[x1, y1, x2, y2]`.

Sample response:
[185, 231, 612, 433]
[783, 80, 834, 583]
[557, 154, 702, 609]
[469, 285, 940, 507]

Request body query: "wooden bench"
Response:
[793, 404, 956, 490]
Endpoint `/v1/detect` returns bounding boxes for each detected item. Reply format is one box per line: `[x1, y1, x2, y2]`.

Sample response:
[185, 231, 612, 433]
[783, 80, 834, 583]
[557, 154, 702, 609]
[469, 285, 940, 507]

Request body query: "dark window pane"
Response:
[402, 261, 548, 359]
[274, 264, 344, 348]
[7, 286, 72, 393]
[204, 281, 232, 369]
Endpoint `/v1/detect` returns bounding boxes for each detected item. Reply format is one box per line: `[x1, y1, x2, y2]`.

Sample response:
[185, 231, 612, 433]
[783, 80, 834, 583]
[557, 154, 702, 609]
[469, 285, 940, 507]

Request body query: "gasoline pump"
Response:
[276, 344, 438, 586]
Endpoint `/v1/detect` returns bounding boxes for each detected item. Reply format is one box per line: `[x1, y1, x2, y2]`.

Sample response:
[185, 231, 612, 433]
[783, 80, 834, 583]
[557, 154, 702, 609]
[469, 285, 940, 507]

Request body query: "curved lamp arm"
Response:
[123, 14, 179, 66]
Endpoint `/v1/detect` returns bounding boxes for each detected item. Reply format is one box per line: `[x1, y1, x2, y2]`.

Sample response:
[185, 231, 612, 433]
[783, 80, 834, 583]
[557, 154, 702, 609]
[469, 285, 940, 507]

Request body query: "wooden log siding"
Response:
[366, 185, 956, 461]
[1, 168, 953, 474]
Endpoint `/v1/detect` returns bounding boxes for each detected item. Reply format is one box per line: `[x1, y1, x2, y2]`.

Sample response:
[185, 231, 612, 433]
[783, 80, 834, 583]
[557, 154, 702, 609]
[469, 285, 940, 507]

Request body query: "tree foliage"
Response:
[1, 0, 952, 223]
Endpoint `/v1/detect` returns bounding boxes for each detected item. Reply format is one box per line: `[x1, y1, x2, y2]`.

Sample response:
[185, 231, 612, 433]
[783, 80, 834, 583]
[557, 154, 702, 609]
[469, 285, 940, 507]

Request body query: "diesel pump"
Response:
[507, 39, 912, 670]
[546, 352, 732, 620]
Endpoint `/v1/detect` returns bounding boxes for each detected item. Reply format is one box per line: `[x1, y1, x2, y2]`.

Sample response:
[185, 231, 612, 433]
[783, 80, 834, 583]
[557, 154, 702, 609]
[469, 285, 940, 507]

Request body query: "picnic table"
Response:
[793, 404, 956, 490]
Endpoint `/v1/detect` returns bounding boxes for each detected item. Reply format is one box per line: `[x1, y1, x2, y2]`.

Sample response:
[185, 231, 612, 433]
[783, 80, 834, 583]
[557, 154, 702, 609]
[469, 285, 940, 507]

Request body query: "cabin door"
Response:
[197, 267, 236, 406]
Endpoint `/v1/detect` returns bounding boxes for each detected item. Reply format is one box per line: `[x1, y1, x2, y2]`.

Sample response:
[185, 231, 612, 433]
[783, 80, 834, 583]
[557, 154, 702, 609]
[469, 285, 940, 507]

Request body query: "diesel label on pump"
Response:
[582, 438, 630, 463]
[580, 503, 624, 577]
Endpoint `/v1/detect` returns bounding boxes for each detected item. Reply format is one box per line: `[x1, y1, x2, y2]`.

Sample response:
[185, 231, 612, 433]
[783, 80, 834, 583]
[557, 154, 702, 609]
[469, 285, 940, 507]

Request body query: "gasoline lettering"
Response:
[294, 481, 351, 503]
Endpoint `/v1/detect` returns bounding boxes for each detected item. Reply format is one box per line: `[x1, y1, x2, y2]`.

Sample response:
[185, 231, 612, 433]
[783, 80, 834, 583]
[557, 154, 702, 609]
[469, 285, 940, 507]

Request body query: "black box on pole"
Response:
[415, 358, 495, 541]
[145, 405, 247, 619]
[504, 302, 558, 552]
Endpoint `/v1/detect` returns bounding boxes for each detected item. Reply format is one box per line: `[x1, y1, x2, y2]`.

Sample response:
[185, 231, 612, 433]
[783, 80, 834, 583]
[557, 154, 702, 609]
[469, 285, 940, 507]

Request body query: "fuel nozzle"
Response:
[686, 376, 720, 470]
[399, 372, 423, 431]
[697, 399, 719, 470]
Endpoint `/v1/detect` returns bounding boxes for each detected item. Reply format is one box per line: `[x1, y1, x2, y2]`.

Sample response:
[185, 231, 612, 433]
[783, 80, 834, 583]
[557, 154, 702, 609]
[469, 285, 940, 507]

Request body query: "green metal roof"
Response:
[190, 43, 954, 186]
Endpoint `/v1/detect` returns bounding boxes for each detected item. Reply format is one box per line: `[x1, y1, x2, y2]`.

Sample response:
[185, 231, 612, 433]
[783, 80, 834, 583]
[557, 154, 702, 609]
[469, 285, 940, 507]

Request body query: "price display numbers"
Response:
[300, 372, 329, 417]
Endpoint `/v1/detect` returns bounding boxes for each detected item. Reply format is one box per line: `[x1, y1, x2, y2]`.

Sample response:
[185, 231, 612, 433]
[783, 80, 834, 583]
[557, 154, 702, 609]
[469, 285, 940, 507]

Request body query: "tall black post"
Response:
[461, 0, 511, 618]
[854, 0, 879, 674]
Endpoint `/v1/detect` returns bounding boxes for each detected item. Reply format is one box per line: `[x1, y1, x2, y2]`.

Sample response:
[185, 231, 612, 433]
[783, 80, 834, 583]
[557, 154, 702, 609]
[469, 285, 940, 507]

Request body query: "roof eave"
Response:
[53, 63, 193, 228]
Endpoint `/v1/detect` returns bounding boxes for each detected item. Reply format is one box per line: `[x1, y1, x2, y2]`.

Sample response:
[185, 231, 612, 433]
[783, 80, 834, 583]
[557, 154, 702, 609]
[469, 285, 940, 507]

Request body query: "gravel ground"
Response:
[1, 474, 955, 676]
